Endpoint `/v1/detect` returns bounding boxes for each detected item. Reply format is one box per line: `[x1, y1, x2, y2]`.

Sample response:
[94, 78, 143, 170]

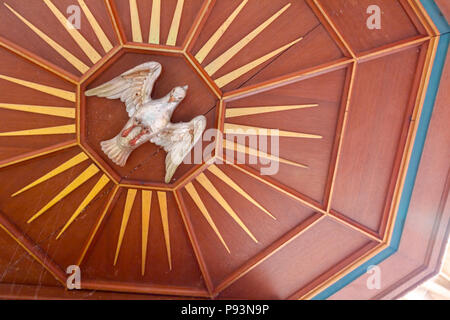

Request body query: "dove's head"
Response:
[168, 85, 188, 103]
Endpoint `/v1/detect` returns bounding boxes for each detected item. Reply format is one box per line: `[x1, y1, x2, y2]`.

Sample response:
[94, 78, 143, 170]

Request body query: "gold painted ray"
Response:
[12, 152, 89, 197]
[185, 183, 230, 253]
[149, 0, 161, 44]
[226, 104, 317, 118]
[141, 190, 152, 275]
[166, 0, 184, 46]
[27, 164, 99, 224]
[157, 192, 172, 270]
[195, 0, 248, 63]
[43, 0, 101, 64]
[207, 164, 276, 220]
[223, 139, 308, 169]
[196, 173, 258, 243]
[0, 103, 75, 119]
[4, 3, 89, 73]
[204, 3, 291, 76]
[56, 174, 110, 239]
[129, 0, 143, 42]
[0, 75, 76, 102]
[78, 0, 113, 53]
[224, 123, 322, 139]
[215, 37, 302, 88]
[0, 124, 75, 137]
[114, 189, 137, 265]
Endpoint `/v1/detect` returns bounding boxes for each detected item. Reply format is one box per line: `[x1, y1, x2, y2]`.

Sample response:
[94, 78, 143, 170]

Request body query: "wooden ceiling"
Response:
[0, 0, 447, 299]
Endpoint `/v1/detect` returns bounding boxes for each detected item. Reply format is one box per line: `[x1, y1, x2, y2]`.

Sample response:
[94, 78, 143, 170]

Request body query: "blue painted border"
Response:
[313, 0, 449, 300]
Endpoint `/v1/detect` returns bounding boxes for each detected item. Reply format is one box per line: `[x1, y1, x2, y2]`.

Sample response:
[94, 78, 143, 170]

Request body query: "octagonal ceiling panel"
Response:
[0, 0, 443, 300]
[82, 50, 219, 186]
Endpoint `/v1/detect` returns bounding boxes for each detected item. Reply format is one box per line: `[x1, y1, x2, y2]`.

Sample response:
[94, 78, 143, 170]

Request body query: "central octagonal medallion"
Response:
[80, 48, 219, 187]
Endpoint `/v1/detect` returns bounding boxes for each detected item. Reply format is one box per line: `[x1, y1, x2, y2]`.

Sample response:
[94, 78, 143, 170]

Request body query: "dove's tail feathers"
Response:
[100, 138, 132, 167]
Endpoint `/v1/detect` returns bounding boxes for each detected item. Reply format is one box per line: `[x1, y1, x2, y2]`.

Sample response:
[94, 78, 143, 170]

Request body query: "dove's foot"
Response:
[129, 128, 150, 146]
[121, 124, 138, 138]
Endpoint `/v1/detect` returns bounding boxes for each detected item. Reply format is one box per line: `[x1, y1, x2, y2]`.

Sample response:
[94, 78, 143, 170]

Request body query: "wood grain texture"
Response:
[331, 46, 422, 232]
[331, 44, 450, 300]
[178, 164, 317, 286]
[0, 0, 443, 300]
[0, 147, 116, 270]
[0, 222, 62, 287]
[225, 67, 348, 204]
[80, 188, 207, 290]
[317, 0, 421, 53]
[0, 46, 76, 166]
[0, 0, 118, 76]
[436, 0, 450, 22]
[189, 0, 346, 92]
[217, 217, 373, 299]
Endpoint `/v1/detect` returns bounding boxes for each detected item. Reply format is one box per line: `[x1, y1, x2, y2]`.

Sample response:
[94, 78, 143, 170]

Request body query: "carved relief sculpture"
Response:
[85, 62, 206, 183]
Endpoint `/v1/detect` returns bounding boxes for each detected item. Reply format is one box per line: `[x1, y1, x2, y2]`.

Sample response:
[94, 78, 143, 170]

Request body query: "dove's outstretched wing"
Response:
[151, 116, 207, 183]
[85, 62, 162, 117]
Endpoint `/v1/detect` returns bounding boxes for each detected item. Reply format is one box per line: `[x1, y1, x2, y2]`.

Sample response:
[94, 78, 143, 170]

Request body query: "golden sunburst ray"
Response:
[27, 164, 100, 223]
[157, 191, 172, 270]
[149, 0, 161, 44]
[185, 182, 230, 253]
[129, 0, 143, 42]
[0, 103, 75, 119]
[43, 0, 101, 64]
[0, 75, 76, 102]
[196, 173, 258, 243]
[141, 190, 152, 275]
[223, 139, 308, 169]
[12, 152, 89, 197]
[4, 3, 89, 73]
[207, 164, 276, 220]
[56, 174, 110, 239]
[0, 124, 75, 137]
[224, 123, 323, 139]
[204, 3, 291, 76]
[77, 0, 113, 53]
[225, 104, 318, 118]
[215, 37, 303, 88]
[195, 0, 249, 63]
[114, 188, 137, 265]
[166, 0, 185, 46]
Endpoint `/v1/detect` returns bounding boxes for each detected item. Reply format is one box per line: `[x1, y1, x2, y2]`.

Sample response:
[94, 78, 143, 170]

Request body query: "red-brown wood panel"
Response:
[331, 46, 423, 232]
[331, 46, 450, 300]
[178, 163, 316, 286]
[225, 67, 348, 204]
[0, 227, 61, 287]
[0, 46, 76, 165]
[436, 0, 450, 22]
[243, 25, 345, 88]
[0, 0, 118, 76]
[81, 188, 206, 290]
[217, 217, 373, 299]
[189, 0, 346, 92]
[0, 146, 115, 269]
[317, 0, 421, 53]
